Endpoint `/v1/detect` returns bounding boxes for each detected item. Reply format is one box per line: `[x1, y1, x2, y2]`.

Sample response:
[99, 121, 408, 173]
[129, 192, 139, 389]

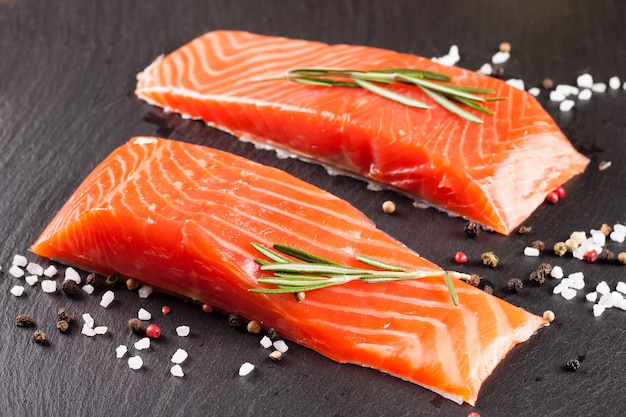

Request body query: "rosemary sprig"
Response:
[251, 67, 502, 123]
[249, 243, 464, 306]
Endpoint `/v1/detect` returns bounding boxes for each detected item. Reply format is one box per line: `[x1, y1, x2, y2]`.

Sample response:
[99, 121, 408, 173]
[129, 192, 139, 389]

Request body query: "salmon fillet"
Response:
[31, 137, 547, 405]
[135, 30, 589, 235]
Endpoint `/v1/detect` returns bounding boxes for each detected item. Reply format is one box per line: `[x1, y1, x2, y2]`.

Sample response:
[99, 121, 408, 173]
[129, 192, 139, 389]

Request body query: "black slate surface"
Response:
[1, 1, 625, 416]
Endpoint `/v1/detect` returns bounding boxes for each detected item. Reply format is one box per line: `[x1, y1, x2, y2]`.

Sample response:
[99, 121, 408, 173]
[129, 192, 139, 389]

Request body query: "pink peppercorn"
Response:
[454, 251, 468, 263]
[546, 191, 559, 204]
[161, 306, 171, 315]
[145, 324, 161, 339]
[554, 185, 565, 198]
[583, 250, 598, 263]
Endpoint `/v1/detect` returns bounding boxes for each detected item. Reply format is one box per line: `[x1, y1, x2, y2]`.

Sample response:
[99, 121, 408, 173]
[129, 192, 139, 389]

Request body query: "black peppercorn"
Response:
[105, 274, 119, 287]
[537, 263, 553, 276]
[482, 284, 494, 295]
[84, 273, 98, 287]
[529, 270, 546, 285]
[57, 308, 72, 323]
[56, 320, 69, 333]
[33, 330, 47, 344]
[16, 313, 34, 327]
[464, 221, 480, 238]
[531, 240, 545, 251]
[599, 249, 615, 261]
[565, 358, 580, 372]
[517, 225, 533, 234]
[128, 317, 143, 333]
[228, 314, 242, 327]
[268, 327, 280, 341]
[507, 278, 524, 293]
[62, 279, 78, 295]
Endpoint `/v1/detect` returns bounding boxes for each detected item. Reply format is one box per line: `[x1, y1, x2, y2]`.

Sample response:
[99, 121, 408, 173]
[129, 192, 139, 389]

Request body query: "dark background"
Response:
[1, 1, 625, 416]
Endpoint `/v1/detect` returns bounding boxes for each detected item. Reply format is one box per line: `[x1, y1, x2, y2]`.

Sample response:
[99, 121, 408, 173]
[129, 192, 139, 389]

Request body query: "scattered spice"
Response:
[582, 249, 599, 263]
[517, 225, 533, 234]
[84, 272, 97, 286]
[617, 252, 626, 265]
[543, 310, 556, 322]
[126, 278, 140, 291]
[498, 42, 511, 53]
[537, 263, 553, 276]
[599, 249, 615, 261]
[382, 200, 396, 214]
[553, 242, 568, 256]
[507, 278, 523, 293]
[491, 66, 504, 78]
[531, 240, 545, 251]
[467, 412, 481, 417]
[33, 330, 47, 344]
[564, 238, 580, 252]
[228, 314, 243, 327]
[145, 324, 161, 339]
[201, 303, 213, 313]
[545, 191, 559, 204]
[466, 274, 481, 287]
[481, 251, 499, 268]
[16, 313, 34, 327]
[128, 317, 143, 333]
[56, 320, 69, 333]
[62, 279, 78, 295]
[269, 350, 283, 362]
[553, 186, 566, 198]
[600, 223, 612, 236]
[482, 284, 494, 295]
[105, 273, 119, 287]
[294, 291, 306, 302]
[57, 308, 72, 323]
[529, 270, 546, 285]
[464, 221, 480, 238]
[267, 327, 280, 341]
[565, 358, 580, 372]
[541, 78, 554, 90]
[246, 320, 261, 334]
[454, 251, 468, 264]
[598, 161, 612, 171]
[161, 305, 171, 315]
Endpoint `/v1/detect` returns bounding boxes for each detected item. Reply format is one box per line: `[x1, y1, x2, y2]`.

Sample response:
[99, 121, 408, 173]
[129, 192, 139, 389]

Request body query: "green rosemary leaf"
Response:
[251, 243, 292, 263]
[273, 243, 343, 266]
[450, 96, 495, 115]
[256, 277, 341, 287]
[369, 68, 452, 81]
[419, 87, 484, 124]
[356, 255, 408, 272]
[291, 77, 359, 88]
[444, 272, 459, 306]
[353, 78, 430, 110]
[398, 74, 485, 102]
[261, 262, 369, 275]
[288, 68, 356, 77]
[484, 96, 507, 102]
[254, 258, 271, 266]
[249, 281, 339, 294]
[442, 85, 495, 94]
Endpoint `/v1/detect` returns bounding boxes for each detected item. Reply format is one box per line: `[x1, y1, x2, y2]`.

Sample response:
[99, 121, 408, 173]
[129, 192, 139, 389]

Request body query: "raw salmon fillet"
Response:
[135, 30, 589, 235]
[31, 137, 547, 405]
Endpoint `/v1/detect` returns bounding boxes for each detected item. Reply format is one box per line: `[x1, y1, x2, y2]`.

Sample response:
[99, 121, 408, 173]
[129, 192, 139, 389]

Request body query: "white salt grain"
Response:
[576, 73, 593, 89]
[82, 313, 95, 328]
[596, 281, 610, 295]
[478, 63, 492, 75]
[41, 280, 57, 293]
[613, 223, 626, 235]
[578, 89, 592, 100]
[609, 76, 621, 89]
[94, 326, 108, 335]
[506, 79, 525, 91]
[623, 81, 626, 90]
[43, 265, 57, 278]
[273, 340, 289, 353]
[555, 84, 579, 96]
[585, 291, 598, 302]
[550, 266, 564, 279]
[559, 99, 575, 112]
[176, 325, 190, 337]
[560, 287, 577, 300]
[171, 348, 188, 364]
[260, 335, 272, 348]
[82, 284, 94, 295]
[238, 362, 255, 376]
[25, 275, 39, 286]
[591, 82, 607, 93]
[616, 282, 626, 294]
[590, 229, 606, 246]
[568, 273, 585, 290]
[138, 285, 153, 299]
[9, 265, 25, 278]
[432, 45, 460, 66]
[528, 87, 540, 96]
[138, 308, 152, 321]
[12, 254, 28, 267]
[549, 90, 566, 102]
[10, 285, 25, 297]
[64, 267, 81, 284]
[523, 247, 540, 256]
[611, 232, 625, 244]
[491, 51, 510, 64]
[26, 262, 44, 276]
[128, 356, 143, 370]
[598, 294, 614, 308]
[134, 337, 151, 350]
[609, 291, 624, 306]
[593, 304, 606, 317]
[100, 290, 115, 308]
[553, 283, 566, 295]
[616, 298, 626, 311]
[116, 345, 128, 359]
[171, 365, 184, 378]
[81, 323, 96, 337]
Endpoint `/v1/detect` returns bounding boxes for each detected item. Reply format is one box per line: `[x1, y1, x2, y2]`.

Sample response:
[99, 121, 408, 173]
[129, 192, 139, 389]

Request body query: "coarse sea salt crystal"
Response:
[116, 345, 128, 359]
[64, 267, 81, 284]
[10, 285, 25, 297]
[128, 356, 143, 370]
[43, 265, 57, 278]
[479, 63, 492, 75]
[238, 362, 255, 376]
[171, 348, 188, 364]
[41, 280, 57, 293]
[9, 265, 25, 278]
[593, 304, 605, 317]
[260, 335, 272, 348]
[176, 325, 190, 337]
[585, 291, 598, 302]
[611, 231, 625, 243]
[26, 262, 43, 276]
[598, 293, 614, 308]
[528, 87, 540, 96]
[616, 298, 626, 311]
[550, 266, 564, 279]
[491, 51, 510, 64]
[82, 313, 95, 328]
[549, 90, 566, 102]
[578, 89, 592, 100]
[613, 223, 626, 235]
[82, 284, 94, 295]
[590, 229, 606, 246]
[596, 281, 611, 295]
[609, 76, 621, 89]
[553, 282, 565, 295]
[171, 365, 184, 378]
[576, 73, 593, 88]
[561, 287, 577, 300]
[616, 282, 626, 294]
[592, 82, 607, 93]
[559, 99, 575, 112]
[273, 340, 289, 353]
[609, 291, 624, 305]
[568, 275, 585, 290]
[82, 323, 96, 337]
[138, 308, 152, 321]
[556, 84, 579, 96]
[100, 290, 114, 308]
[25, 275, 39, 286]
[12, 254, 28, 267]
[94, 326, 108, 335]
[524, 247, 540, 256]
[134, 337, 151, 350]
[506, 79, 525, 91]
[138, 285, 153, 299]
[623, 81, 626, 90]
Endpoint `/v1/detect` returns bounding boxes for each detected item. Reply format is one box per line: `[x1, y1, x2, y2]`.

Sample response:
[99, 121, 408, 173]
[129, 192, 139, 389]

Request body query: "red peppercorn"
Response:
[161, 306, 171, 315]
[454, 251, 468, 263]
[467, 412, 481, 417]
[554, 185, 565, 198]
[583, 249, 598, 263]
[145, 324, 161, 339]
[546, 191, 559, 204]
